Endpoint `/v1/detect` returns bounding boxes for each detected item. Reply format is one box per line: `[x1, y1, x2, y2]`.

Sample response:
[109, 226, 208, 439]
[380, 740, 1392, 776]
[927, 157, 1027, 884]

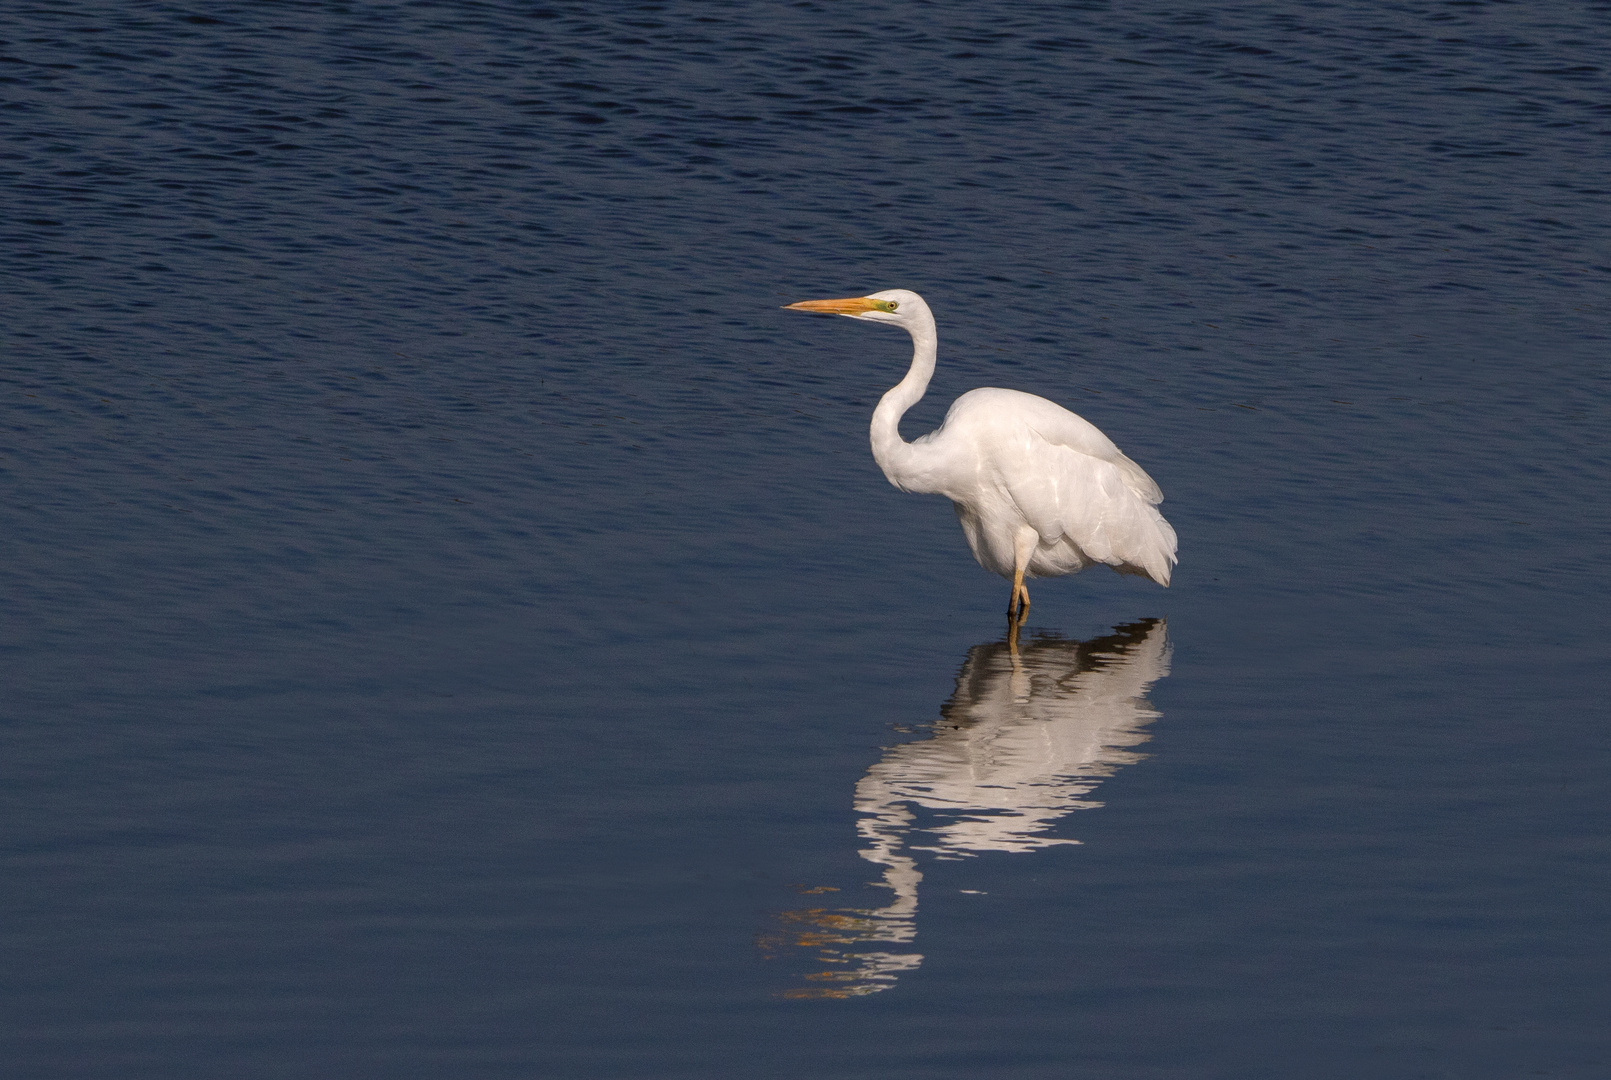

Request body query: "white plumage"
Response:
[785, 288, 1177, 616]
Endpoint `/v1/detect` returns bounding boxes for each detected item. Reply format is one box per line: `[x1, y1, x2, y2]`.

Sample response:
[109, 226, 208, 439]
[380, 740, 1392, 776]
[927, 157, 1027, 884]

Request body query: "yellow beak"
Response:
[783, 296, 886, 315]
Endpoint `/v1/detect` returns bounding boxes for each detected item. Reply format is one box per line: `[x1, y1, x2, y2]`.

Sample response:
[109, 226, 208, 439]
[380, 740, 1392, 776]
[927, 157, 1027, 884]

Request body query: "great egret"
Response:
[784, 289, 1177, 618]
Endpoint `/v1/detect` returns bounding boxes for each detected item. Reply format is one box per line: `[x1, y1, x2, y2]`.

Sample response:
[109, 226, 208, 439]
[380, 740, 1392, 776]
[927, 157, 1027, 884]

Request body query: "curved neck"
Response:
[870, 312, 938, 489]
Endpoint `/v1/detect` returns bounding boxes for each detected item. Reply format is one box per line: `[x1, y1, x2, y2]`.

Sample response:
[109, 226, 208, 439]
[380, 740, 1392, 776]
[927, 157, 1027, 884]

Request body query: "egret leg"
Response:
[1008, 529, 1035, 621]
[1008, 568, 1031, 621]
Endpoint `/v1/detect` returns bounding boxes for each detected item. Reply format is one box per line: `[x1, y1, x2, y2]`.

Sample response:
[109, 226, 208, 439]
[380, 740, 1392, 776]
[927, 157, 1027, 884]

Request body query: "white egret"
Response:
[784, 289, 1177, 618]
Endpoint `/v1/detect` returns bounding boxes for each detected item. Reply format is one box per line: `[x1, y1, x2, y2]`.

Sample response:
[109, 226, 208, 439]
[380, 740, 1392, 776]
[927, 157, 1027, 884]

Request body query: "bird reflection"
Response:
[761, 619, 1171, 998]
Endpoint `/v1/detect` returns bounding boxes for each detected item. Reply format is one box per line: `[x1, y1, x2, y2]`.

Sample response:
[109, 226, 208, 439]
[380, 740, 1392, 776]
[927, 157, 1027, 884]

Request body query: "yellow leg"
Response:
[1009, 528, 1036, 623]
[1008, 566, 1030, 621]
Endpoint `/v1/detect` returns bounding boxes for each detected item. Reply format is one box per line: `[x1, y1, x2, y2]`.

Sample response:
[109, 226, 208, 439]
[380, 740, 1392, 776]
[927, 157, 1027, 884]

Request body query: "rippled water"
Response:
[764, 621, 1171, 999]
[4, 2, 1609, 1077]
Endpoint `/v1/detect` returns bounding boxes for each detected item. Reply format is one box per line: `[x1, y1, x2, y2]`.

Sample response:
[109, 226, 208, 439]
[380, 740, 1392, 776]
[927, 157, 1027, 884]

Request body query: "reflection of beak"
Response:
[783, 296, 882, 315]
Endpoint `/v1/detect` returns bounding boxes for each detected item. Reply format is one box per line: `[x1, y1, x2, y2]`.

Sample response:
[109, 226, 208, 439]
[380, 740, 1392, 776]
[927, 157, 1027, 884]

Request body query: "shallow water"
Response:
[3, 2, 1609, 1077]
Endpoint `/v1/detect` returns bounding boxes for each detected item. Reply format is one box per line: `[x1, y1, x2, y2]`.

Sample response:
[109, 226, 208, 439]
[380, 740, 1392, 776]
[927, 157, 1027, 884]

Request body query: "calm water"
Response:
[4, 1, 1609, 1076]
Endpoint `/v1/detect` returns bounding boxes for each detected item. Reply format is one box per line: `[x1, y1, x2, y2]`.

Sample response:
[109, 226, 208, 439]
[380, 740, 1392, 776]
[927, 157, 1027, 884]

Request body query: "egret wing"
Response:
[963, 395, 1175, 583]
[929, 388, 1178, 584]
[1019, 397, 1164, 505]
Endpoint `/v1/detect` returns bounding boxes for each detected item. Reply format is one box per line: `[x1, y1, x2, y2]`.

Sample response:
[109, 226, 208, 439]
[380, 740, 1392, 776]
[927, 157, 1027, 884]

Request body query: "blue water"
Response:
[4, 2, 1609, 1077]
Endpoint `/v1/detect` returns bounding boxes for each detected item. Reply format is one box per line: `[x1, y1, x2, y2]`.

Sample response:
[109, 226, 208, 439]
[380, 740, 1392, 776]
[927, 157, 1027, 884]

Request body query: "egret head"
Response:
[784, 288, 928, 328]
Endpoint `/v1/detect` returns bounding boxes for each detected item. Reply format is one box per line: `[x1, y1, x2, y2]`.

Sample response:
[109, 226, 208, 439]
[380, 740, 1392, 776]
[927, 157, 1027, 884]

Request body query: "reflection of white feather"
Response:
[858, 620, 1172, 858]
[767, 621, 1172, 999]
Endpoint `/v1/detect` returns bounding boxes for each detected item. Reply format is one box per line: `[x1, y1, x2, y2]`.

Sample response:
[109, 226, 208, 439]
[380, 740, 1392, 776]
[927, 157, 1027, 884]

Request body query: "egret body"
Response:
[784, 289, 1177, 618]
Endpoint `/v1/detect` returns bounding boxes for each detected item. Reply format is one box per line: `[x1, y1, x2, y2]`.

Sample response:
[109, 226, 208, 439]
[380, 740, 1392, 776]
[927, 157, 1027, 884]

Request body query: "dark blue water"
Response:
[4, 2, 1609, 1076]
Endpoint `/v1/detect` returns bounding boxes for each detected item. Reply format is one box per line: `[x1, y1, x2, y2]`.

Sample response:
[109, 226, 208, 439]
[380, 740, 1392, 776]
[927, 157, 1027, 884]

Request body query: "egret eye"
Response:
[871, 299, 899, 313]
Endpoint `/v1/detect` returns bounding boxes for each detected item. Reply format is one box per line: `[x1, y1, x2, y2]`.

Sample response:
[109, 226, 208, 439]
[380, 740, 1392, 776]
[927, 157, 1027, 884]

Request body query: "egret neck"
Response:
[869, 301, 939, 493]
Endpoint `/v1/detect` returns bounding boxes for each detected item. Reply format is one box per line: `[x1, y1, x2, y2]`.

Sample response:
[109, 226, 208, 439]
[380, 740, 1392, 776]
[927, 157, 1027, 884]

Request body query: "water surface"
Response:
[3, 2, 1609, 1077]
